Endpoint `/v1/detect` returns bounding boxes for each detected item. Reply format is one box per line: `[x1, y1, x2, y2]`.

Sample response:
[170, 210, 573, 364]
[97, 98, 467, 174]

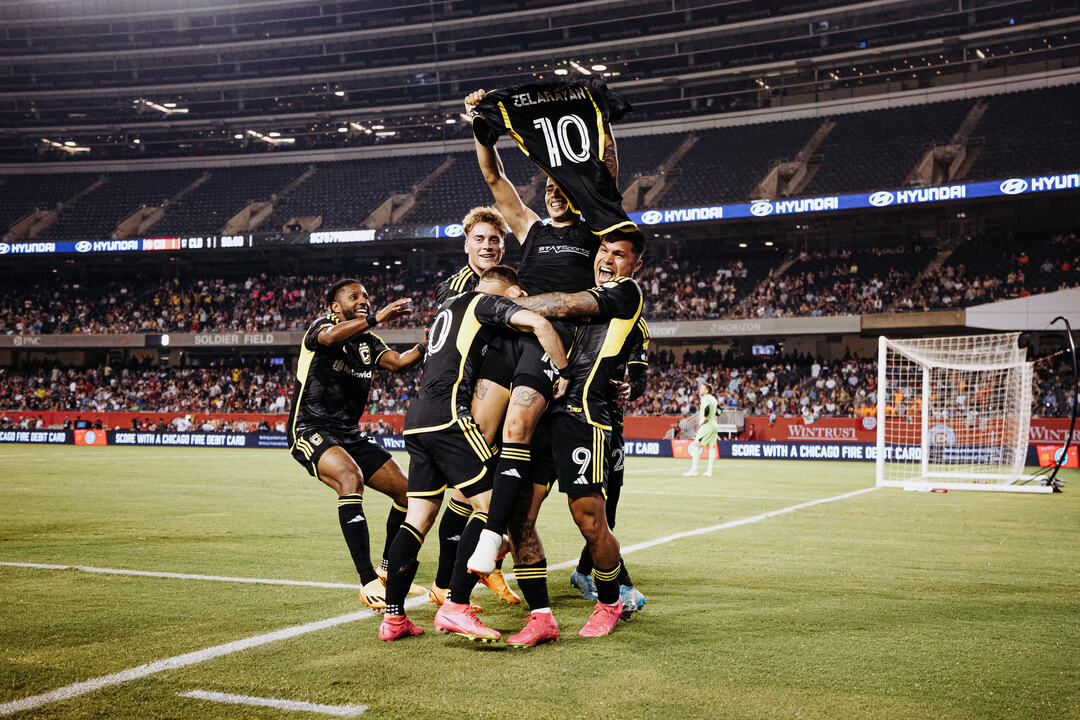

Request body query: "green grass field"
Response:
[1, 446, 1077, 720]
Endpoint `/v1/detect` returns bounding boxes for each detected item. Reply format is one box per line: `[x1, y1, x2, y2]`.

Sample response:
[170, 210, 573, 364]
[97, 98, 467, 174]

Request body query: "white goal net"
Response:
[876, 333, 1050, 493]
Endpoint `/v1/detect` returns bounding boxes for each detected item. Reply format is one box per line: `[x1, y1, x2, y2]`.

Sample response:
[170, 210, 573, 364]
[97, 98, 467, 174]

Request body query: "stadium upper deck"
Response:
[1, 0, 1077, 160]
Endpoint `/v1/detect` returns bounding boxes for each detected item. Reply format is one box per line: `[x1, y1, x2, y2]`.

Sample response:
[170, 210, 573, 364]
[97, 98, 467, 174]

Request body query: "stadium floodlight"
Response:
[569, 61, 591, 75]
[135, 98, 189, 115]
[246, 130, 294, 146]
[876, 333, 1052, 493]
[591, 64, 607, 72]
[41, 138, 89, 155]
[553, 68, 569, 76]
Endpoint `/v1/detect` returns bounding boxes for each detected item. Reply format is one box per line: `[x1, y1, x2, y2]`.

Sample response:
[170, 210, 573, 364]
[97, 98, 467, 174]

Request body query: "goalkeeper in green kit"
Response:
[684, 383, 719, 477]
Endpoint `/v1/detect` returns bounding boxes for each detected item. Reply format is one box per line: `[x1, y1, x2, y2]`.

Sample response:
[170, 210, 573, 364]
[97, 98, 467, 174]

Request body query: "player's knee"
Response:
[336, 469, 364, 495]
[501, 413, 535, 443]
[571, 503, 607, 539]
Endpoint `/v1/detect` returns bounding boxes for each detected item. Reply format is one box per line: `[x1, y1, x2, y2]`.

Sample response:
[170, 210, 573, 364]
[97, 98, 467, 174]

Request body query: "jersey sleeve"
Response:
[474, 294, 522, 329]
[589, 79, 632, 123]
[587, 277, 643, 320]
[472, 89, 509, 147]
[625, 319, 649, 402]
[366, 332, 392, 364]
[303, 316, 337, 351]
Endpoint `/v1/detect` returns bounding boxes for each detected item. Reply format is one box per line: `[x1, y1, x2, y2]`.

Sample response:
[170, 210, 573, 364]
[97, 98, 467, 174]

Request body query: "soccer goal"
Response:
[876, 333, 1052, 493]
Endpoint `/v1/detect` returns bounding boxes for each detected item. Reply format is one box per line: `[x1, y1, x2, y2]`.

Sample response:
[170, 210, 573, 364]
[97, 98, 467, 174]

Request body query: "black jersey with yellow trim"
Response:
[288, 313, 391, 441]
[611, 316, 650, 430]
[472, 79, 634, 236]
[517, 221, 599, 296]
[435, 264, 478, 305]
[403, 290, 522, 433]
[556, 276, 644, 430]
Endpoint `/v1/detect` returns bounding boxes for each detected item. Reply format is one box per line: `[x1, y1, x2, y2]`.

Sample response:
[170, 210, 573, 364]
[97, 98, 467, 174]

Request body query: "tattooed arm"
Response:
[513, 291, 601, 320]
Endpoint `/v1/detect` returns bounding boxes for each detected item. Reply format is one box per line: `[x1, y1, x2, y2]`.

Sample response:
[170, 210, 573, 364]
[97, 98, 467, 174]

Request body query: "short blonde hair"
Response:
[461, 205, 508, 238]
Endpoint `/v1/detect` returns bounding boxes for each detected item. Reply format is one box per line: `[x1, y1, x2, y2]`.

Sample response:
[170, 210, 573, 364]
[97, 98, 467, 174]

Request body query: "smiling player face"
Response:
[331, 283, 370, 321]
[593, 238, 642, 285]
[544, 179, 579, 224]
[464, 222, 505, 273]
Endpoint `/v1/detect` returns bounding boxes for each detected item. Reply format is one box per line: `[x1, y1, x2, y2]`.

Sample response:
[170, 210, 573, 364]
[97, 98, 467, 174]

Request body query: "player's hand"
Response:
[610, 379, 631, 409]
[464, 89, 486, 112]
[421, 327, 430, 349]
[554, 377, 569, 400]
[377, 298, 414, 324]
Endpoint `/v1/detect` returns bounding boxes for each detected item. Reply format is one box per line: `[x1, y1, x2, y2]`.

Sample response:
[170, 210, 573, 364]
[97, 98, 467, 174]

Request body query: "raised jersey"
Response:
[404, 291, 522, 433]
[288, 313, 390, 440]
[472, 79, 635, 235]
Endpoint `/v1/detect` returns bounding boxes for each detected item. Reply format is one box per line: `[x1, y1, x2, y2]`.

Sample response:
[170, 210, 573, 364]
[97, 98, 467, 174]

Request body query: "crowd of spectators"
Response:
[1, 233, 1076, 336]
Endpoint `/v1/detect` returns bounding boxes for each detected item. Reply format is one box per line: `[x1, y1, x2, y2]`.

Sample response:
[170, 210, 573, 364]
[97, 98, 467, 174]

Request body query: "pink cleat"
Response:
[578, 601, 623, 638]
[434, 601, 501, 643]
[378, 614, 424, 642]
[506, 612, 560, 647]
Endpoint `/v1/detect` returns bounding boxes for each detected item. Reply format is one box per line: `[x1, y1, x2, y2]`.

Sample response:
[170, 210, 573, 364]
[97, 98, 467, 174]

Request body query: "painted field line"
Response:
[0, 562, 365, 590]
[625, 489, 816, 501]
[0, 485, 876, 717]
[178, 690, 366, 717]
[0, 594, 428, 718]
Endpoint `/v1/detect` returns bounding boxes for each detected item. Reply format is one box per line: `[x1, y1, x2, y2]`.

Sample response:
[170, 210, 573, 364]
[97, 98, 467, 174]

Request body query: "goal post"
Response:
[875, 333, 1052, 493]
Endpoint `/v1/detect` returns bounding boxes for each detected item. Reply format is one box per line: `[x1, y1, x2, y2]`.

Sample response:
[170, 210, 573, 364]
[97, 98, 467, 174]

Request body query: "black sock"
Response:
[382, 501, 407, 569]
[434, 498, 471, 588]
[384, 522, 424, 615]
[514, 560, 549, 611]
[617, 556, 633, 587]
[485, 443, 530, 534]
[594, 563, 621, 605]
[448, 511, 486, 605]
[576, 545, 594, 576]
[337, 494, 377, 585]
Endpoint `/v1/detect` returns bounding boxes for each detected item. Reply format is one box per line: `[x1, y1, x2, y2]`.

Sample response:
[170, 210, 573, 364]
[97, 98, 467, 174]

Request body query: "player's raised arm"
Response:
[467, 89, 540, 243]
[318, 296, 414, 346]
[377, 328, 428, 372]
[602, 121, 619, 185]
[513, 290, 601, 320]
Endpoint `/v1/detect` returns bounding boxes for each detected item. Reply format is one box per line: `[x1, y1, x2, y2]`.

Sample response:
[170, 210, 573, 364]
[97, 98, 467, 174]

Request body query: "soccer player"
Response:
[570, 315, 649, 615]
[502, 231, 647, 641]
[288, 280, 426, 611]
[378, 265, 570, 643]
[464, 87, 622, 579]
[429, 206, 521, 608]
[684, 383, 719, 477]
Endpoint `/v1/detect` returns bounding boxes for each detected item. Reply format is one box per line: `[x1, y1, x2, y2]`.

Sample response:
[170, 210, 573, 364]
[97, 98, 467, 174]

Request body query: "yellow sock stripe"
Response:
[391, 502, 408, 513]
[448, 499, 473, 517]
[337, 494, 363, 506]
[468, 511, 488, 524]
[402, 524, 425, 543]
[593, 566, 621, 582]
[513, 568, 547, 579]
[500, 449, 531, 460]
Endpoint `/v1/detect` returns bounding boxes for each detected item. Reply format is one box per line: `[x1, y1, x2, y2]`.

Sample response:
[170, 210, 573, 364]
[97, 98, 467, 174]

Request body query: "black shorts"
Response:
[404, 417, 495, 500]
[547, 410, 610, 496]
[511, 320, 575, 402]
[291, 428, 391, 481]
[477, 335, 515, 389]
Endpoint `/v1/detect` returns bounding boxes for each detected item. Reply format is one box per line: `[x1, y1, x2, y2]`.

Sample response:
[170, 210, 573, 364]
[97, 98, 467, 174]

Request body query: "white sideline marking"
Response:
[179, 690, 366, 717]
[0, 485, 876, 716]
[0, 594, 428, 718]
[0, 562, 365, 590]
[625, 490, 814, 501]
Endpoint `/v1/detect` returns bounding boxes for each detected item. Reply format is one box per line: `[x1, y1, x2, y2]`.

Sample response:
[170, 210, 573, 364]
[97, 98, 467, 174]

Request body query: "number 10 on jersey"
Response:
[533, 114, 591, 167]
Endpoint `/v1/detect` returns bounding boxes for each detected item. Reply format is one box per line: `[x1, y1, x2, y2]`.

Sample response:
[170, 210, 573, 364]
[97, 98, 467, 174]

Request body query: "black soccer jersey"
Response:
[435, 265, 479, 305]
[404, 291, 522, 433]
[517, 221, 600, 296]
[557, 276, 644, 430]
[611, 316, 650, 430]
[288, 313, 390, 440]
[472, 79, 635, 235]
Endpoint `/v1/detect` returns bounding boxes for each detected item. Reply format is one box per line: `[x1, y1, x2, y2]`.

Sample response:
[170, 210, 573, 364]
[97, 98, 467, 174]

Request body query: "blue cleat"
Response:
[570, 571, 598, 601]
[619, 585, 646, 617]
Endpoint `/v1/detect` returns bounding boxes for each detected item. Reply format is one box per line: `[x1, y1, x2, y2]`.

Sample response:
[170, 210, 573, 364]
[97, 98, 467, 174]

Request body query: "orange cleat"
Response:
[478, 569, 521, 605]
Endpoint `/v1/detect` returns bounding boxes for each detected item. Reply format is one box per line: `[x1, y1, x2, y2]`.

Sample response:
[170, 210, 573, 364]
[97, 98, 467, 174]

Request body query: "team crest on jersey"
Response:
[310, 433, 323, 446]
[358, 344, 372, 364]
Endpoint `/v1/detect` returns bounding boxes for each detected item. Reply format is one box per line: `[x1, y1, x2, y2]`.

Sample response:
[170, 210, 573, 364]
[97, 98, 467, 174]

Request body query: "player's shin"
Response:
[449, 510, 487, 604]
[337, 494, 378, 585]
[384, 522, 425, 615]
[514, 560, 550, 611]
[381, 501, 408, 574]
[434, 497, 471, 589]
[484, 442, 531, 534]
[593, 562, 622, 606]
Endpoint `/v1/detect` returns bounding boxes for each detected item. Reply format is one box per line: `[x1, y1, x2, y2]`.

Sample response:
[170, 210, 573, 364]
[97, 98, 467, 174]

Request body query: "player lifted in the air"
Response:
[288, 280, 426, 611]
[684, 383, 720, 477]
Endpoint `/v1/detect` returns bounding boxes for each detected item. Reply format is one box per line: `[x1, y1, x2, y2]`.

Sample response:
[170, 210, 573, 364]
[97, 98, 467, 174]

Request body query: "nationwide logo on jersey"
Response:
[75, 241, 92, 253]
[639, 210, 663, 225]
[750, 201, 773, 217]
[999, 178, 1028, 195]
[868, 191, 894, 207]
